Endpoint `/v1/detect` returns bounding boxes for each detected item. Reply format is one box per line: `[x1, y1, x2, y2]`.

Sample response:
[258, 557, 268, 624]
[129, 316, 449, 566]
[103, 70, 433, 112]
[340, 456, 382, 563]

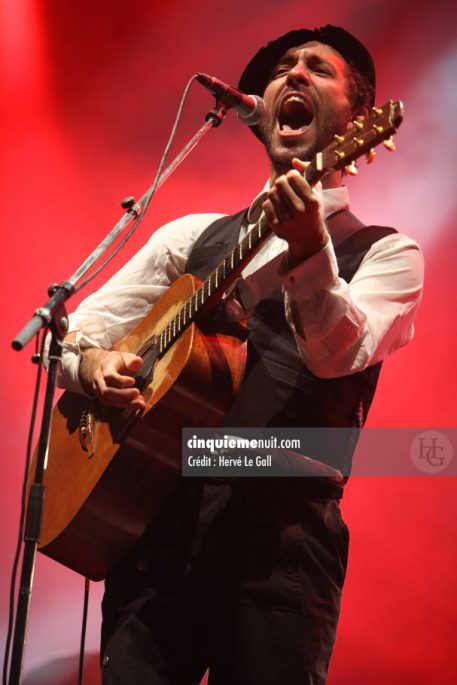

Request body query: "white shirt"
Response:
[58, 184, 424, 394]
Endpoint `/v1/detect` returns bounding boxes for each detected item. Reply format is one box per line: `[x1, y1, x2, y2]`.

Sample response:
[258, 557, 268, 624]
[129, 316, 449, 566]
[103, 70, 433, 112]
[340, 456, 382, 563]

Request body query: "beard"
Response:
[258, 104, 351, 176]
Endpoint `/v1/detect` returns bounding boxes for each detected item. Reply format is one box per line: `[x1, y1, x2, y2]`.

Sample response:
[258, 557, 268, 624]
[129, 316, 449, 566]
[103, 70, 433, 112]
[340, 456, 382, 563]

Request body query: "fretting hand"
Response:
[262, 157, 329, 268]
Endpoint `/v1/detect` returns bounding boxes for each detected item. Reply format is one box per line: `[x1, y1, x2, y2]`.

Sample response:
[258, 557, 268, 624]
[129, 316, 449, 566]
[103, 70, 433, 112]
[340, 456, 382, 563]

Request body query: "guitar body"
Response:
[30, 274, 247, 580]
[29, 100, 404, 581]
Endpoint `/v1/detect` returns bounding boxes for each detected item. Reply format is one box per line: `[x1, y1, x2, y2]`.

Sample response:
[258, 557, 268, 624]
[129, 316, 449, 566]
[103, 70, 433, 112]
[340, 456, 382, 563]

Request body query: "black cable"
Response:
[2, 332, 46, 685]
[77, 578, 90, 685]
[73, 74, 198, 295]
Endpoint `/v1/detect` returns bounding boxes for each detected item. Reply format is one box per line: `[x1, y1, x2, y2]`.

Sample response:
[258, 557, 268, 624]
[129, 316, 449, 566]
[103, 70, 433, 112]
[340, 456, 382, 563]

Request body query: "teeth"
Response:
[283, 95, 305, 104]
[278, 93, 312, 133]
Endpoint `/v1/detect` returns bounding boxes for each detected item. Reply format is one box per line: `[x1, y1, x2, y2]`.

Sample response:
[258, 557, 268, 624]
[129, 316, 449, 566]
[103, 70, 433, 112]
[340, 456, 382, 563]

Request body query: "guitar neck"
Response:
[148, 100, 404, 357]
[173, 160, 323, 323]
[191, 211, 272, 315]
[153, 156, 348, 356]
[151, 211, 273, 357]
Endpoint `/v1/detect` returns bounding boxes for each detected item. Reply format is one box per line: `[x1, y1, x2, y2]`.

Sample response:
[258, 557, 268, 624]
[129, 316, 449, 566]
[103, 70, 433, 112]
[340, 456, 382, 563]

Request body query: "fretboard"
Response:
[148, 160, 322, 358]
[136, 99, 404, 375]
[156, 211, 271, 355]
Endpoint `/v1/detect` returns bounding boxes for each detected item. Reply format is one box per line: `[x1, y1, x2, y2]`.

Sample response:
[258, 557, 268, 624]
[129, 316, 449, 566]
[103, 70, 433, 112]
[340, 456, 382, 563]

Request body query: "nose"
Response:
[286, 61, 311, 88]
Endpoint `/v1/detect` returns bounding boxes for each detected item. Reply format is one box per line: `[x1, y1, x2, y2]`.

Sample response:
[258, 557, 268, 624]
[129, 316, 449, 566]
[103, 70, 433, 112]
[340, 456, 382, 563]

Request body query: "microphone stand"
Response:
[8, 101, 227, 685]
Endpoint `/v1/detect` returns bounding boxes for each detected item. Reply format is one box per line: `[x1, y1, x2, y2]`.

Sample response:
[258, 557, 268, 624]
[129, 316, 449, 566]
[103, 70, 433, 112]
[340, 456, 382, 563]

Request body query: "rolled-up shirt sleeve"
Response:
[280, 232, 424, 378]
[58, 213, 224, 392]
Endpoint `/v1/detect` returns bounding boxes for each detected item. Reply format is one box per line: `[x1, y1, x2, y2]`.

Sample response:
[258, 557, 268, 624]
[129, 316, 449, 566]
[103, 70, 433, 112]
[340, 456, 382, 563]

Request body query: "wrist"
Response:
[79, 347, 106, 397]
[286, 234, 329, 269]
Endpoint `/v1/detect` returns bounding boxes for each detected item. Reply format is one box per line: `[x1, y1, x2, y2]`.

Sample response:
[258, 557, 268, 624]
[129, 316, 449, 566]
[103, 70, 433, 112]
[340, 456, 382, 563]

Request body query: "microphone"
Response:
[196, 72, 265, 126]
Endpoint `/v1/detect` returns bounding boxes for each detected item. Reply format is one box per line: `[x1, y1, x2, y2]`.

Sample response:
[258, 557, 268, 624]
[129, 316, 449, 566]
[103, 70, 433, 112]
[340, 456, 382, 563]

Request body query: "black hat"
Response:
[238, 25, 375, 137]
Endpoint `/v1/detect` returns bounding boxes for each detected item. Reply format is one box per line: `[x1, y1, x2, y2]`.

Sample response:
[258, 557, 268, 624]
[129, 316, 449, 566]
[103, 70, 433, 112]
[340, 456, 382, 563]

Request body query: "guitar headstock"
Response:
[308, 100, 404, 181]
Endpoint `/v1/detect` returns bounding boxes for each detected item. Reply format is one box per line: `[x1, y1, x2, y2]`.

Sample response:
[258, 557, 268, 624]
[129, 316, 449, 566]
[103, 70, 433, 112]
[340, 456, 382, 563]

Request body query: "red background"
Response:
[1, 1, 456, 683]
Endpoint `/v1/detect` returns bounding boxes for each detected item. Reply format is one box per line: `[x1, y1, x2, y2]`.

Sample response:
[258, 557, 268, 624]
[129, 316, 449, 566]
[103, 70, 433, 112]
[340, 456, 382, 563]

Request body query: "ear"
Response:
[345, 104, 370, 131]
[355, 104, 370, 119]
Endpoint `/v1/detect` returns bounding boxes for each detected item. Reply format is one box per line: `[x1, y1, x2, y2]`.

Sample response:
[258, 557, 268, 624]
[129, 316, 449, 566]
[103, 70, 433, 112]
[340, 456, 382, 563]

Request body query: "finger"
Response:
[93, 377, 145, 408]
[103, 368, 137, 389]
[102, 389, 145, 409]
[101, 353, 142, 389]
[291, 158, 310, 174]
[262, 198, 280, 227]
[266, 186, 292, 222]
[93, 362, 136, 396]
[282, 173, 322, 221]
[273, 172, 309, 215]
[291, 158, 323, 195]
[120, 353, 144, 373]
[286, 176, 321, 218]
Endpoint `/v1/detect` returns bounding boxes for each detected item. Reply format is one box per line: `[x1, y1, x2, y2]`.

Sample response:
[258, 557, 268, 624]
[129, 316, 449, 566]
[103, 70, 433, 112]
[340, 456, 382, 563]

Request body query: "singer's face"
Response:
[258, 41, 354, 175]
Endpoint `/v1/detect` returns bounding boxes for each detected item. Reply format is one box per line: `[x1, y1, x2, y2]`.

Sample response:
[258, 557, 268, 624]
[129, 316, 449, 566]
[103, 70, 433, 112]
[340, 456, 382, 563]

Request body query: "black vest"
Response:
[186, 209, 397, 474]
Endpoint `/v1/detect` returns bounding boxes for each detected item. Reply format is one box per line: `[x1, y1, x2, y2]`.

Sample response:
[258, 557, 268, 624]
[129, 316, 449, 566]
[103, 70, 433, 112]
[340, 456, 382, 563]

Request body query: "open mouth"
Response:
[278, 94, 313, 135]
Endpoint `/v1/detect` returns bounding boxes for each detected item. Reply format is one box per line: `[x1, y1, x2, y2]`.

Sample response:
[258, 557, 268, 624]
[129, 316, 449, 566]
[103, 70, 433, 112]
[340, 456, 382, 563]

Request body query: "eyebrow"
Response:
[277, 52, 297, 65]
[275, 50, 337, 74]
[307, 54, 336, 73]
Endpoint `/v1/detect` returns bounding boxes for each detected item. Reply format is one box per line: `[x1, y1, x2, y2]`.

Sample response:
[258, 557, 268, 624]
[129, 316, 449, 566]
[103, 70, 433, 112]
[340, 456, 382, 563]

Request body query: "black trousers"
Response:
[100, 478, 348, 685]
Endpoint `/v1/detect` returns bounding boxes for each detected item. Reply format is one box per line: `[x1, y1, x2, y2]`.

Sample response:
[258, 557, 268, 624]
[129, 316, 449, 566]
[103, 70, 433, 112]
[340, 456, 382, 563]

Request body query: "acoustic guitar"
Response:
[28, 101, 404, 580]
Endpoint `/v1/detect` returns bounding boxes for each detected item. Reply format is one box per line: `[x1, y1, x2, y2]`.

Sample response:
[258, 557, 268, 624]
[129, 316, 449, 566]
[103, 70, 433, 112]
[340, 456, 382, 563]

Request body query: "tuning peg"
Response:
[353, 120, 364, 130]
[334, 134, 344, 143]
[344, 161, 358, 176]
[365, 148, 376, 164]
[371, 106, 383, 117]
[383, 136, 396, 151]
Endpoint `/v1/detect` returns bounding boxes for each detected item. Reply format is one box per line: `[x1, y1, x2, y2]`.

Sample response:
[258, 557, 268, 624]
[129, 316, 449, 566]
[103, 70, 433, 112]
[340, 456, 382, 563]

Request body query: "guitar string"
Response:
[135, 212, 272, 375]
[132, 105, 399, 378]
[134, 153, 328, 376]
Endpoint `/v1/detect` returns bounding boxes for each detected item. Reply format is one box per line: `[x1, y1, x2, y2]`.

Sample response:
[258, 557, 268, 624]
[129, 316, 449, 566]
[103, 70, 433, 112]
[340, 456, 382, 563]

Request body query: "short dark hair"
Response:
[346, 62, 375, 114]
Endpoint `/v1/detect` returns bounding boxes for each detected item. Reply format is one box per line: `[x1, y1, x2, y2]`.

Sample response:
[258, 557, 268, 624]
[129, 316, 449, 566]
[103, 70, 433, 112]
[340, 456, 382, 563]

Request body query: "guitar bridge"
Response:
[79, 408, 96, 456]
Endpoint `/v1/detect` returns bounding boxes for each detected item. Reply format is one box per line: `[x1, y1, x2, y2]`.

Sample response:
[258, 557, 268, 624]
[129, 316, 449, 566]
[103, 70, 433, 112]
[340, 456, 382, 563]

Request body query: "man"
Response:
[59, 25, 423, 685]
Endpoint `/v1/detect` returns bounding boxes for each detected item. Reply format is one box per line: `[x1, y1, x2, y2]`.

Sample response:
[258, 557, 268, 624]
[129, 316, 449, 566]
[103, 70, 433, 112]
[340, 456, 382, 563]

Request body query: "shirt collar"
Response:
[247, 180, 351, 243]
